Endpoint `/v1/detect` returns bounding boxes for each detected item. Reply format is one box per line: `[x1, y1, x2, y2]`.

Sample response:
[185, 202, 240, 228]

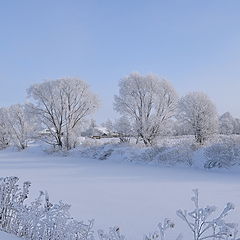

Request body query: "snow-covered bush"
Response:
[139, 146, 167, 163]
[157, 143, 194, 166]
[78, 140, 195, 166]
[204, 137, 240, 168]
[139, 141, 194, 166]
[177, 189, 239, 240]
[98, 227, 125, 240]
[0, 177, 240, 240]
[144, 219, 182, 240]
[0, 176, 94, 240]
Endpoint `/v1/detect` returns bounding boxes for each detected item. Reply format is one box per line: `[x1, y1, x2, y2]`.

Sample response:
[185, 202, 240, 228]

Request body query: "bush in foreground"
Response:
[0, 176, 239, 240]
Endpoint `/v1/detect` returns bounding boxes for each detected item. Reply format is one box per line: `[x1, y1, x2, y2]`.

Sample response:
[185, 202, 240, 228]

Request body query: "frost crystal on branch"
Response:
[177, 189, 239, 240]
[98, 226, 125, 240]
[0, 177, 240, 240]
[0, 176, 94, 240]
[144, 218, 182, 240]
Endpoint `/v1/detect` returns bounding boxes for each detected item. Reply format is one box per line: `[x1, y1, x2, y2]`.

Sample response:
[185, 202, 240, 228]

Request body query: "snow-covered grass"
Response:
[1, 141, 240, 239]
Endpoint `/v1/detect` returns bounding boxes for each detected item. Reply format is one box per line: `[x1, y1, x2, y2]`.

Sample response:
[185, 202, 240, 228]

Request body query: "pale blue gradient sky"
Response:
[1, 1, 240, 122]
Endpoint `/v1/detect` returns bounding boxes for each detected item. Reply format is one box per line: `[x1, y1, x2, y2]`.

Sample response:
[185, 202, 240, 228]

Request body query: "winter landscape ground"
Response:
[1, 139, 240, 240]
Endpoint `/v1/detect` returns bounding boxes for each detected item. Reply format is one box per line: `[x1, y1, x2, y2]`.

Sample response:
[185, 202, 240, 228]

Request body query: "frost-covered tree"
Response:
[114, 116, 133, 143]
[114, 73, 178, 146]
[219, 112, 235, 135]
[171, 119, 194, 136]
[6, 104, 39, 149]
[102, 119, 114, 134]
[234, 118, 240, 135]
[177, 92, 218, 144]
[27, 78, 99, 150]
[0, 108, 11, 149]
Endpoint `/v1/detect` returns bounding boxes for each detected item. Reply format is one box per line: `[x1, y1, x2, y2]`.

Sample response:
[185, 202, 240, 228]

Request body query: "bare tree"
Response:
[177, 92, 218, 144]
[114, 73, 178, 146]
[27, 78, 99, 150]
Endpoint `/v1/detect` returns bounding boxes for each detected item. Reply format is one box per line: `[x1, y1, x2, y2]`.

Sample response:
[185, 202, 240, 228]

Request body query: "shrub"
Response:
[204, 137, 240, 168]
[0, 177, 239, 240]
[0, 176, 94, 240]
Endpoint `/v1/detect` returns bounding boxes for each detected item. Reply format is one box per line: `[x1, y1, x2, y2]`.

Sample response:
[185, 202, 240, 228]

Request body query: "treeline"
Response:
[0, 73, 238, 150]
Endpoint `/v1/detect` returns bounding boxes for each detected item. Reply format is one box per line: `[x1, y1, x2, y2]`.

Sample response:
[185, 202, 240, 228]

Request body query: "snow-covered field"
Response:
[1, 145, 240, 239]
[0, 231, 21, 240]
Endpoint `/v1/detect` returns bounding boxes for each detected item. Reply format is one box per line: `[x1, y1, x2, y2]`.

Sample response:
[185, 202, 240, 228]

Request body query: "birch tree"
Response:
[27, 78, 99, 150]
[114, 73, 178, 145]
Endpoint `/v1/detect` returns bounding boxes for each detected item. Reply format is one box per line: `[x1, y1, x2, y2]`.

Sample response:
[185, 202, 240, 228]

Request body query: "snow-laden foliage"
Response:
[0, 176, 94, 240]
[177, 189, 239, 240]
[78, 139, 195, 166]
[75, 135, 240, 169]
[144, 219, 182, 240]
[177, 92, 218, 144]
[114, 72, 178, 146]
[0, 177, 240, 240]
[98, 227, 125, 240]
[204, 136, 240, 168]
[6, 104, 39, 149]
[138, 142, 194, 166]
[219, 112, 235, 135]
[27, 78, 99, 150]
[0, 104, 38, 150]
[114, 116, 133, 143]
[0, 108, 11, 149]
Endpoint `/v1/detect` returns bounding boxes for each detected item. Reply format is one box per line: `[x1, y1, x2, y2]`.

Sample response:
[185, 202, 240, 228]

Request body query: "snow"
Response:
[0, 145, 240, 239]
[0, 231, 21, 240]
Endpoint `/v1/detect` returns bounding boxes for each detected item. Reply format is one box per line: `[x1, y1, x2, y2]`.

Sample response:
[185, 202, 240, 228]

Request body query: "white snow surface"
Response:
[0, 144, 240, 239]
[0, 231, 22, 240]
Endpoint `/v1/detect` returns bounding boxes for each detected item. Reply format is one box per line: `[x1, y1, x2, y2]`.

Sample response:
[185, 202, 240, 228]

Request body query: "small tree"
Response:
[27, 78, 99, 150]
[177, 92, 218, 144]
[114, 73, 178, 146]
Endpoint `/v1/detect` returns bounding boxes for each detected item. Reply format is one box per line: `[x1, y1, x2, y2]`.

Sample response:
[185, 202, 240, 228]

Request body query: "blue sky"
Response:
[1, 0, 240, 122]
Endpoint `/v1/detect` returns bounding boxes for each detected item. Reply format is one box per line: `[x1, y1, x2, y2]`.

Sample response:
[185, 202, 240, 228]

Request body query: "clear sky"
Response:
[1, 0, 240, 122]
